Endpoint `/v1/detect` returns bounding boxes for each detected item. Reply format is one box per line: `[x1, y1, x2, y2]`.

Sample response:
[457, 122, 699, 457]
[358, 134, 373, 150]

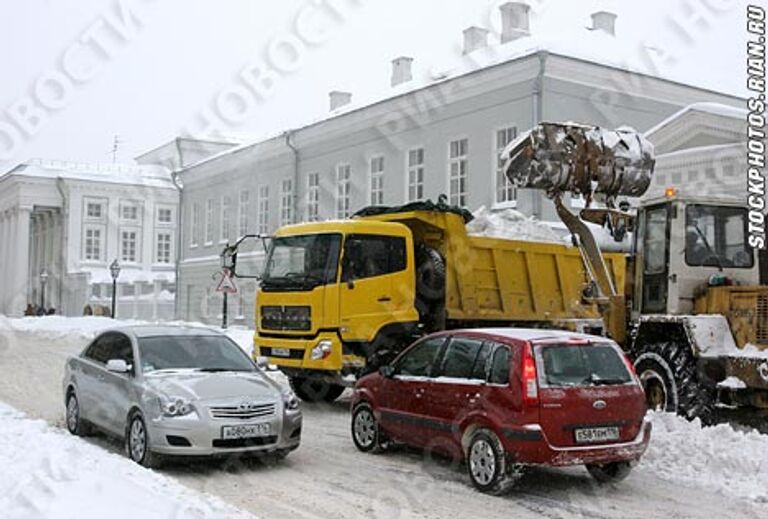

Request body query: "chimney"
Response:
[499, 2, 530, 43]
[463, 26, 490, 54]
[391, 56, 413, 87]
[591, 11, 617, 35]
[329, 90, 352, 110]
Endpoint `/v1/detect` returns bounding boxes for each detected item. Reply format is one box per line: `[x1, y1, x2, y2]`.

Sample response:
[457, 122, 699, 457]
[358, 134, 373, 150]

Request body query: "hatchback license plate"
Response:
[574, 426, 620, 443]
[222, 423, 271, 439]
[271, 348, 290, 357]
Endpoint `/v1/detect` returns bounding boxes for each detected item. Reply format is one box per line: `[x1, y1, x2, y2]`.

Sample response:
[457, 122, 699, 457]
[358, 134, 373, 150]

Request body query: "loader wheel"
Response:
[633, 342, 715, 424]
[416, 246, 445, 302]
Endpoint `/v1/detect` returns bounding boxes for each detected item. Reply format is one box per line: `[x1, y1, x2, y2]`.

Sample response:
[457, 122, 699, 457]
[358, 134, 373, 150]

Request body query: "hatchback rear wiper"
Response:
[588, 375, 628, 386]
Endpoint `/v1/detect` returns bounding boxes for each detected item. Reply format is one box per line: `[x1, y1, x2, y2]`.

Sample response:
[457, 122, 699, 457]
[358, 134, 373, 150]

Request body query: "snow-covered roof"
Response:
[182, 22, 743, 174]
[1, 158, 174, 188]
[645, 102, 748, 138]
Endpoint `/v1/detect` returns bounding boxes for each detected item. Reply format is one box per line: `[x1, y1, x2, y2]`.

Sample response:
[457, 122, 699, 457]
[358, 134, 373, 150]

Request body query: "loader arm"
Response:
[503, 122, 656, 344]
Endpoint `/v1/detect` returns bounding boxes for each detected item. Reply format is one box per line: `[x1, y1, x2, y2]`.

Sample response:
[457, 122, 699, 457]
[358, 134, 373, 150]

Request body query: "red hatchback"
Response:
[351, 328, 652, 494]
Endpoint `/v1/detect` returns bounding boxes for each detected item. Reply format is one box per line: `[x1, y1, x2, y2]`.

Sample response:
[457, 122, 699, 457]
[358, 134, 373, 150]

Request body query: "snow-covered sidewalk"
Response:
[0, 402, 253, 519]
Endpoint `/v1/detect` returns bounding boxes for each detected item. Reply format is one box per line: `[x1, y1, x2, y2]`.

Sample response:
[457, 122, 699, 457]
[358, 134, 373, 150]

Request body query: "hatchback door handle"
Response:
[377, 296, 391, 302]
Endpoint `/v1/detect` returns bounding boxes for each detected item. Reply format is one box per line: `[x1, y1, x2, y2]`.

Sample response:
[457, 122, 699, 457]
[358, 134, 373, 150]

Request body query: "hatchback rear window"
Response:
[536, 344, 631, 387]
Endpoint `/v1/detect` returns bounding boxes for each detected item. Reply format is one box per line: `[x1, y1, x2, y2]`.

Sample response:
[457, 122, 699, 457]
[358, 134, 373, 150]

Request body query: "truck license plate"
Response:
[222, 423, 271, 439]
[271, 348, 290, 357]
[574, 426, 620, 444]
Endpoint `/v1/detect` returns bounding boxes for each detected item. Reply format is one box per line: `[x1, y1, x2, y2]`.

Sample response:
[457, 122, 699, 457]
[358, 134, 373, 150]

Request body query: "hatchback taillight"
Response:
[522, 343, 539, 405]
[623, 353, 639, 381]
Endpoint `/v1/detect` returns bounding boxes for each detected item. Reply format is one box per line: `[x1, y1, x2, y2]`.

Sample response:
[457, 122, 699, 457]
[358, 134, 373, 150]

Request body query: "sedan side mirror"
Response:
[106, 359, 130, 374]
[379, 365, 395, 378]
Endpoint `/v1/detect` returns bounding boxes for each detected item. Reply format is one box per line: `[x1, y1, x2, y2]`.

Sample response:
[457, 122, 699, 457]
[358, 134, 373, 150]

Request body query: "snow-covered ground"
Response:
[0, 317, 766, 518]
[0, 402, 253, 519]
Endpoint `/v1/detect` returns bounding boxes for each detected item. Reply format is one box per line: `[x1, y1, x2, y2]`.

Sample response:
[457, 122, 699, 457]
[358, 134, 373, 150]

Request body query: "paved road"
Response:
[0, 329, 763, 519]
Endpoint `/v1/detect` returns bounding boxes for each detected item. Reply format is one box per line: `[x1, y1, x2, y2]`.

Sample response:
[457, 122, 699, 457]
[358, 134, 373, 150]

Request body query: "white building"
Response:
[0, 159, 179, 318]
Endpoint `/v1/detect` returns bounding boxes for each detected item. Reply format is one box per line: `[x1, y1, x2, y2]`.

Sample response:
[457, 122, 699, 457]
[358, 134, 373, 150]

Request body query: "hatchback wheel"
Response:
[586, 461, 634, 484]
[65, 392, 91, 437]
[466, 429, 522, 495]
[351, 403, 387, 453]
[126, 413, 161, 469]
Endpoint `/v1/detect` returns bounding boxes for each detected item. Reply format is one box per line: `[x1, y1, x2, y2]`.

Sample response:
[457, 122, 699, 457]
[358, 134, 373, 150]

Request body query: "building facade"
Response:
[173, 3, 744, 325]
[0, 160, 179, 318]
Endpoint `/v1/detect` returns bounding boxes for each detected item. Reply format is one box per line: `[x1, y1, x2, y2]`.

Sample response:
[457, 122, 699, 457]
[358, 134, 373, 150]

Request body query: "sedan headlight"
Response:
[283, 391, 300, 411]
[159, 396, 195, 417]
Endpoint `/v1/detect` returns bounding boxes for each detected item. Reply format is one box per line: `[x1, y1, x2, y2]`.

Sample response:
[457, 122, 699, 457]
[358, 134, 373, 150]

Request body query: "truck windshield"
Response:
[536, 343, 632, 387]
[262, 233, 342, 289]
[685, 205, 753, 268]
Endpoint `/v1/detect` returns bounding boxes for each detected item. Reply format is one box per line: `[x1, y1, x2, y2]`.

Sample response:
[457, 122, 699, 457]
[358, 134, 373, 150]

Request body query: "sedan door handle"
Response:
[377, 296, 392, 302]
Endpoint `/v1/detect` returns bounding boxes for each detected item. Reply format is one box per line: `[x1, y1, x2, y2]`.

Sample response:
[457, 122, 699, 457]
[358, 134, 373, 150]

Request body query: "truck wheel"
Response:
[633, 342, 715, 424]
[586, 461, 634, 484]
[290, 377, 345, 403]
[416, 246, 445, 302]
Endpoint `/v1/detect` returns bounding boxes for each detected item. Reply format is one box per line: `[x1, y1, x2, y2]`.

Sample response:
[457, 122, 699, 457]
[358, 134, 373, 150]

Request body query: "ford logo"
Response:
[593, 400, 607, 410]
[759, 362, 768, 383]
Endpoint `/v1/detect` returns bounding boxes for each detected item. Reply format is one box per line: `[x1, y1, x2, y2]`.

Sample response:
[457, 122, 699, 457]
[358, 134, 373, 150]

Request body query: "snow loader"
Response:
[504, 122, 768, 426]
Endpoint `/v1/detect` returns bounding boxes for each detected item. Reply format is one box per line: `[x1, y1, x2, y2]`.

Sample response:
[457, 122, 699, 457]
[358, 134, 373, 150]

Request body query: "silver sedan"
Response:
[62, 325, 301, 468]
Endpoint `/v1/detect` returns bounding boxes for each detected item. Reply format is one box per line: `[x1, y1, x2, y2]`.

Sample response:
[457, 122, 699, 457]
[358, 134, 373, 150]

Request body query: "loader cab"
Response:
[633, 194, 759, 316]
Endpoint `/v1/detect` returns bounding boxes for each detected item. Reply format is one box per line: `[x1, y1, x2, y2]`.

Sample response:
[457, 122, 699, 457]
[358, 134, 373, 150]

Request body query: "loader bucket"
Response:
[502, 122, 656, 201]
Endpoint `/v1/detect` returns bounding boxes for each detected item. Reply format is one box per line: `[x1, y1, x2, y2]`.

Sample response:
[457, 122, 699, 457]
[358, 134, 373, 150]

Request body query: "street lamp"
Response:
[109, 259, 121, 319]
[39, 269, 49, 311]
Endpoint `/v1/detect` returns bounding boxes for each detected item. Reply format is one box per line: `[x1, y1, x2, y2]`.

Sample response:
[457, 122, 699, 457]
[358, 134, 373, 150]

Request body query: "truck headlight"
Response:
[159, 396, 195, 417]
[311, 340, 333, 360]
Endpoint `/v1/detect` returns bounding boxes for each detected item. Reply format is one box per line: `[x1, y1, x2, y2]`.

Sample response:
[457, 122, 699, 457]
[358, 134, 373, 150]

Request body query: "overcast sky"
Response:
[0, 0, 750, 172]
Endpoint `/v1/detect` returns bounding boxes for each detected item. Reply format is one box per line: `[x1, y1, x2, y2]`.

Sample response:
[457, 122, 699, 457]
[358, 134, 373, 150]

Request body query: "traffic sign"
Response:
[216, 269, 238, 294]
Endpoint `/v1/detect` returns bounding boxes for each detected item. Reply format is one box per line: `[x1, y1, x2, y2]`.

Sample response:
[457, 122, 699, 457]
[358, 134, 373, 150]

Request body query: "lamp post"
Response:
[219, 245, 235, 329]
[109, 259, 121, 319]
[39, 269, 49, 311]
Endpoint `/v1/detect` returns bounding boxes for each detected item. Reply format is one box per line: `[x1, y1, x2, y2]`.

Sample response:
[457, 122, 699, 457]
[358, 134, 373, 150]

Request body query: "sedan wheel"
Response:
[127, 413, 161, 469]
[65, 392, 90, 436]
[351, 403, 386, 453]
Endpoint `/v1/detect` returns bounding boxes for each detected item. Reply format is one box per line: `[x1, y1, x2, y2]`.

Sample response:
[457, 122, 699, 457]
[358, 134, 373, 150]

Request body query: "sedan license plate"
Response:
[574, 426, 620, 444]
[222, 423, 271, 440]
[271, 348, 290, 358]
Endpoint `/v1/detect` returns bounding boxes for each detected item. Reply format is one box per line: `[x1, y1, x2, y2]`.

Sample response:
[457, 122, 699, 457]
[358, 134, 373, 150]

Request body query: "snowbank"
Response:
[641, 412, 768, 502]
[0, 402, 253, 519]
[466, 206, 565, 244]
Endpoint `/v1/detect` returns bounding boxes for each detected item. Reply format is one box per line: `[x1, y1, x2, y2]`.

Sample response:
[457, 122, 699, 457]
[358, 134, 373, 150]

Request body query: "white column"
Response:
[10, 207, 32, 316]
[0, 212, 7, 313]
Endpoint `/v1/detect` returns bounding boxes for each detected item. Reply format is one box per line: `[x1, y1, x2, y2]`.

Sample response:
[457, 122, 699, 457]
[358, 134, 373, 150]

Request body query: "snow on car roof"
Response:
[108, 325, 224, 338]
[449, 327, 612, 343]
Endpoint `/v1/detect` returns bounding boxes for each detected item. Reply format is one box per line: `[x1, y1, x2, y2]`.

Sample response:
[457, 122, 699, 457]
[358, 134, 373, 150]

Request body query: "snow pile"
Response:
[0, 402, 254, 519]
[466, 206, 566, 245]
[642, 412, 768, 502]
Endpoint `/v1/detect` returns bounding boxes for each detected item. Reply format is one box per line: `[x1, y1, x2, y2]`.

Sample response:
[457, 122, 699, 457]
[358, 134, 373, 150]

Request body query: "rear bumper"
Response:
[502, 417, 652, 466]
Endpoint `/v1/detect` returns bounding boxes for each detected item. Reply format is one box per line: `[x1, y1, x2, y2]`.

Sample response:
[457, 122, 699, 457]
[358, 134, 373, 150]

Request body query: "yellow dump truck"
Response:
[246, 205, 624, 402]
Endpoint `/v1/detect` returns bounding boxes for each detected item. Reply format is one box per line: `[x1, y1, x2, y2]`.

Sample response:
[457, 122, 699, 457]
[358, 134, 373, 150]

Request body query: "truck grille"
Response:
[757, 294, 768, 345]
[209, 403, 276, 420]
[261, 305, 311, 331]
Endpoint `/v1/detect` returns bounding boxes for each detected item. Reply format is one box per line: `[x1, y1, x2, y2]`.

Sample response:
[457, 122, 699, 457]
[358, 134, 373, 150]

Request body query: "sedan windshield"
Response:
[536, 344, 632, 387]
[262, 233, 341, 289]
[138, 335, 256, 374]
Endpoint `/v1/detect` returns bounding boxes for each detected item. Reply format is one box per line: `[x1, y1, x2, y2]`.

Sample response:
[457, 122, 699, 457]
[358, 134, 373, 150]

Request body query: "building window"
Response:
[336, 164, 351, 219]
[84, 227, 103, 261]
[120, 201, 139, 221]
[407, 148, 425, 202]
[449, 138, 469, 207]
[84, 199, 105, 220]
[220, 195, 231, 242]
[257, 185, 269, 234]
[370, 156, 384, 206]
[156, 232, 173, 264]
[190, 203, 200, 247]
[238, 190, 249, 236]
[121, 229, 138, 263]
[280, 179, 293, 225]
[307, 173, 320, 222]
[157, 207, 173, 224]
[495, 127, 517, 204]
[205, 198, 214, 244]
